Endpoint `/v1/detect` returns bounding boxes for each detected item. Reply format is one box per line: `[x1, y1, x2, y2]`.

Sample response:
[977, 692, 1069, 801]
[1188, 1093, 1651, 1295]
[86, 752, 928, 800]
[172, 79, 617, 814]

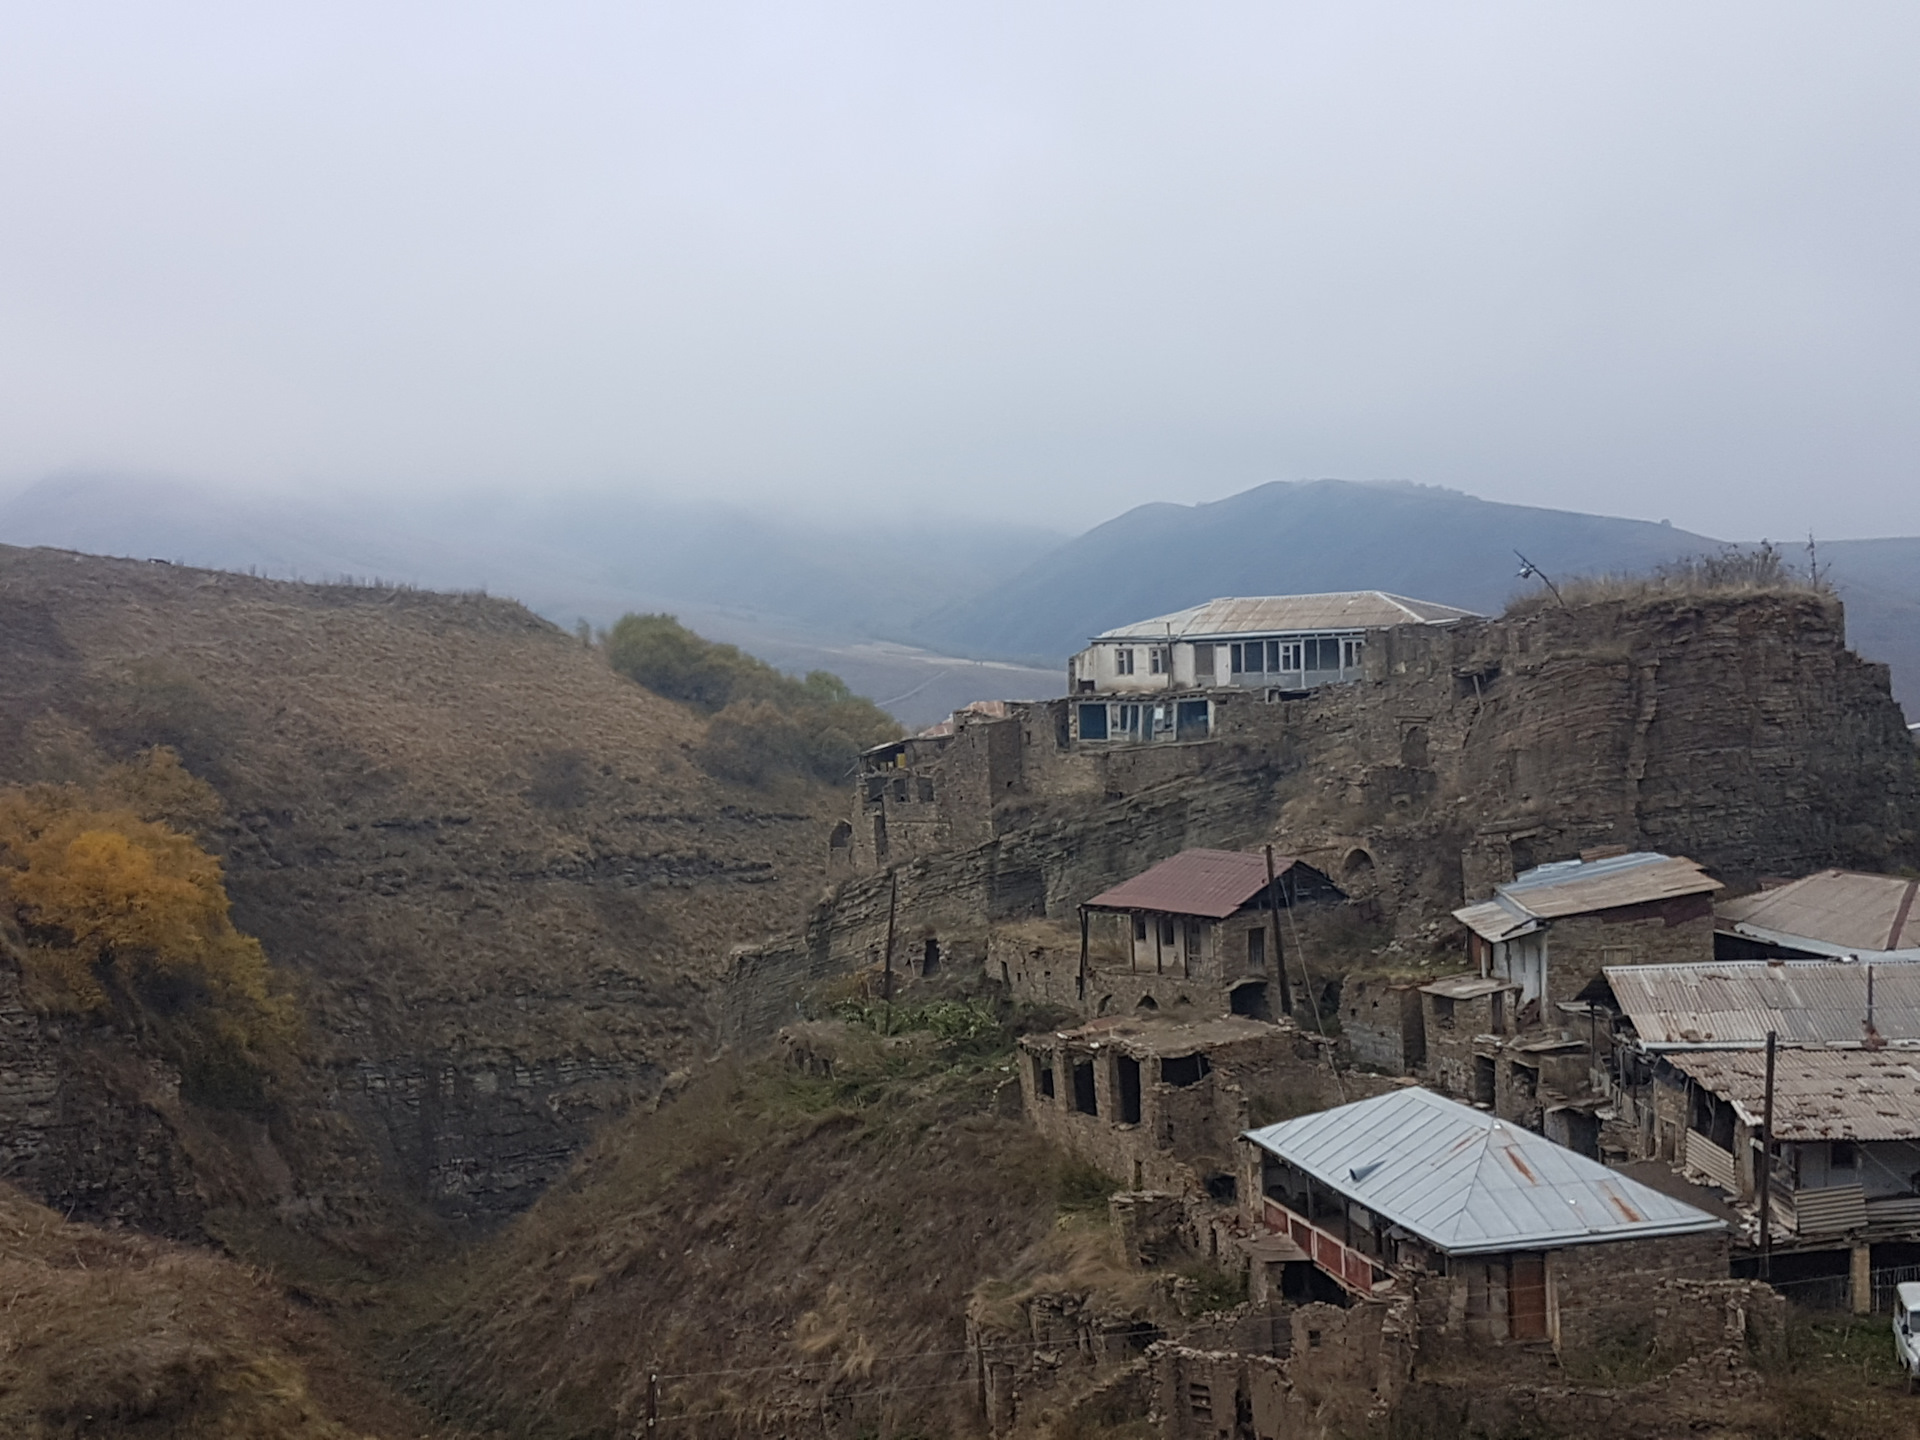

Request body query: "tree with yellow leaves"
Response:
[0, 755, 293, 1107]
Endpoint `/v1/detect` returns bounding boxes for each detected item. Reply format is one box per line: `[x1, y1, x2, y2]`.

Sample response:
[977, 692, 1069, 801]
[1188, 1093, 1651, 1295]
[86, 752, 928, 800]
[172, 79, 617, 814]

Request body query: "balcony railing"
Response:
[1262, 1196, 1395, 1296]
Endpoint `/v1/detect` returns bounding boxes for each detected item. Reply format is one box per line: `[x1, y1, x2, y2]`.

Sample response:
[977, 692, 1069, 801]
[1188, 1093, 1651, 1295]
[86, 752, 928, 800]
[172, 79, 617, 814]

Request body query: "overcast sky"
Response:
[1, 2, 1916, 538]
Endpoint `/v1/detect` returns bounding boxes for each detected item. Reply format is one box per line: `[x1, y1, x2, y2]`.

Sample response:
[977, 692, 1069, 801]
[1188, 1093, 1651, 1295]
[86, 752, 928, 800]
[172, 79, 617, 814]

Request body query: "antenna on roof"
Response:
[1514, 551, 1567, 609]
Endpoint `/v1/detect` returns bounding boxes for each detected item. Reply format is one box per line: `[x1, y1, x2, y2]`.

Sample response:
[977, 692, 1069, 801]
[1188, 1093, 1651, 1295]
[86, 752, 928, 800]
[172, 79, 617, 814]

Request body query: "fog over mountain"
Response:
[6, 474, 1915, 721]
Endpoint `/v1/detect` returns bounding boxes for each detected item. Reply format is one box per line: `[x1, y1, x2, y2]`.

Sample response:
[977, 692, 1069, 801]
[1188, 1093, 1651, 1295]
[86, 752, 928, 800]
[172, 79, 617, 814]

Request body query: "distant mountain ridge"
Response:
[3, 473, 1915, 718]
[908, 479, 1920, 716]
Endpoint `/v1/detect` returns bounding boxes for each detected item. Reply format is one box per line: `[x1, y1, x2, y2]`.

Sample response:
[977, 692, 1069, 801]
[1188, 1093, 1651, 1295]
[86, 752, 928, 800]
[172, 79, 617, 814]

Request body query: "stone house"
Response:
[1081, 849, 1343, 1021]
[1243, 1087, 1728, 1353]
[1017, 1014, 1342, 1198]
[1067, 591, 1477, 699]
[1339, 977, 1426, 1073]
[1714, 868, 1920, 961]
[1454, 850, 1722, 1026]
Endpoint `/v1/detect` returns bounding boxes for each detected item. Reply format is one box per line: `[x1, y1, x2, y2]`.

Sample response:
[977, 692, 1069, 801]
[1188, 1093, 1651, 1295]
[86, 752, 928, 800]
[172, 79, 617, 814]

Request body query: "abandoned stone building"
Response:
[1454, 850, 1721, 1022]
[1067, 592, 1478, 699]
[1243, 1086, 1729, 1352]
[1714, 868, 1920, 961]
[1017, 1014, 1344, 1197]
[1079, 848, 1342, 1021]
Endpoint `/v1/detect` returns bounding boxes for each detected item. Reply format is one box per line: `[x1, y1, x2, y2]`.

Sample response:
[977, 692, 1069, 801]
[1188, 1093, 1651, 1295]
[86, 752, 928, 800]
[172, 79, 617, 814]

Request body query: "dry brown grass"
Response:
[1505, 542, 1832, 618]
[0, 1183, 453, 1439]
[383, 1036, 1086, 1438]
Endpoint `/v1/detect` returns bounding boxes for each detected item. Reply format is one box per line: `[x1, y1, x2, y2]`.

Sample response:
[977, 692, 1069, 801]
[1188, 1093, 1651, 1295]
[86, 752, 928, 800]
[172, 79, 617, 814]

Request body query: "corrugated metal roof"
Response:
[1084, 849, 1309, 919]
[1094, 592, 1479, 642]
[1245, 1088, 1724, 1255]
[1667, 1050, 1920, 1142]
[1607, 960, 1920, 1049]
[1454, 900, 1539, 943]
[1454, 852, 1720, 936]
[1419, 975, 1517, 1000]
[1718, 870, 1920, 955]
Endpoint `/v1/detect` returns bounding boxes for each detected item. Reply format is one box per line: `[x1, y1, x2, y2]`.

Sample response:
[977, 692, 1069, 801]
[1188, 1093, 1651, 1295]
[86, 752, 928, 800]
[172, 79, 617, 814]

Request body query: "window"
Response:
[1115, 647, 1135, 676]
[1117, 1055, 1142, 1124]
[1832, 1140, 1859, 1171]
[1243, 641, 1265, 673]
[1077, 703, 1108, 740]
[1343, 637, 1365, 669]
[1115, 703, 1142, 735]
[1035, 1053, 1054, 1099]
[1193, 643, 1215, 680]
[1072, 1059, 1098, 1115]
[1247, 928, 1266, 971]
[1133, 914, 1148, 942]
[1158, 916, 1176, 947]
[916, 777, 934, 802]
[891, 778, 908, 801]
[1306, 637, 1340, 670]
[1278, 640, 1303, 672]
[1432, 995, 1456, 1029]
[1148, 647, 1166, 674]
[1161, 1053, 1211, 1086]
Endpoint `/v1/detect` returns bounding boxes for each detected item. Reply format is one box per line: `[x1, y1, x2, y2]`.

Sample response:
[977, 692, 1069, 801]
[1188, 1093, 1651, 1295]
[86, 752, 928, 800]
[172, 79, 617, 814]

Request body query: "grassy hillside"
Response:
[0, 1181, 455, 1440]
[387, 1011, 1092, 1439]
[0, 543, 841, 1239]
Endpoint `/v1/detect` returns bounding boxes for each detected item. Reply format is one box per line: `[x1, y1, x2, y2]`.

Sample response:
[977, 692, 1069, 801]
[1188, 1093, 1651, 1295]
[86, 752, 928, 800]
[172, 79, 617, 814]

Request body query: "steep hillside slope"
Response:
[0, 1181, 453, 1439]
[0, 543, 836, 1238]
[0, 475, 1066, 725]
[391, 1022, 1076, 1440]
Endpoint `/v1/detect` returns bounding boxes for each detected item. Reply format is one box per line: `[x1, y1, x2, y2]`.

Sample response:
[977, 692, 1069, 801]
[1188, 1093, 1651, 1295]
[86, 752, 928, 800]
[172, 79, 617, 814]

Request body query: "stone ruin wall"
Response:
[724, 593, 1920, 1044]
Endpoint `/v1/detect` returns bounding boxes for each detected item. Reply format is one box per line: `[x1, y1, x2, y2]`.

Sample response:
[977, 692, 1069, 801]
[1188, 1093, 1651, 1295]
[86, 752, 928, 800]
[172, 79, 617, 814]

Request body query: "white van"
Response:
[1895, 1281, 1920, 1387]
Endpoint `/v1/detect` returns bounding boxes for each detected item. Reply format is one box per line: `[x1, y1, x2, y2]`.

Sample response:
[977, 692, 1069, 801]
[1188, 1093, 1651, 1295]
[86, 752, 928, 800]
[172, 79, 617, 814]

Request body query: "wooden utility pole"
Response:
[881, 869, 898, 1002]
[1758, 1029, 1777, 1279]
[1265, 845, 1294, 1017]
[1077, 906, 1089, 1002]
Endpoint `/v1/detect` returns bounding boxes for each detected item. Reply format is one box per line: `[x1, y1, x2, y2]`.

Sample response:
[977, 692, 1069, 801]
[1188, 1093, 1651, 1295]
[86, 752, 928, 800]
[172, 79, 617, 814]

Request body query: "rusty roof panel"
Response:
[1084, 848, 1318, 919]
[1607, 959, 1920, 1049]
[1667, 1050, 1920, 1142]
[1245, 1088, 1723, 1255]
[1095, 591, 1479, 642]
[1501, 852, 1722, 917]
[1718, 870, 1920, 955]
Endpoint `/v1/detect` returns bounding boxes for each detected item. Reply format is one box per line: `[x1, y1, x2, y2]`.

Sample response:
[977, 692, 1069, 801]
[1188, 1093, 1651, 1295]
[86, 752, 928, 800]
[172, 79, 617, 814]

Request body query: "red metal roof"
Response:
[1084, 848, 1296, 919]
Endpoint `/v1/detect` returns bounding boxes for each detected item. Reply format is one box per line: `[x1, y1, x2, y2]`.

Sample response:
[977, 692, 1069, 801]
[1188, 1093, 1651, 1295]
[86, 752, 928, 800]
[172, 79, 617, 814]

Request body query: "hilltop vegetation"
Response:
[604, 611, 902, 785]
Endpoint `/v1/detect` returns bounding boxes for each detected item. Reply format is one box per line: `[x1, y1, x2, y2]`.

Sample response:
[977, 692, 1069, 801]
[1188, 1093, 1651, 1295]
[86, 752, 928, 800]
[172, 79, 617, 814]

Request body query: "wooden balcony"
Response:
[1261, 1197, 1395, 1297]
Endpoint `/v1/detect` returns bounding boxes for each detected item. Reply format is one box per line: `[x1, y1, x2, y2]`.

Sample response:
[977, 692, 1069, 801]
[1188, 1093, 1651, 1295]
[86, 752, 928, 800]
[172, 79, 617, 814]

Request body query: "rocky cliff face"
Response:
[0, 544, 836, 1241]
[728, 592, 1920, 1038]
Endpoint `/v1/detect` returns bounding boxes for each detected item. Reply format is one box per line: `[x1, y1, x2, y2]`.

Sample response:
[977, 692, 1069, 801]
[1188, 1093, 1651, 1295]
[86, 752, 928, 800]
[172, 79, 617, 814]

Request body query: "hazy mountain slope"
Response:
[0, 543, 837, 1237]
[911, 479, 1719, 660]
[1820, 538, 1920, 720]
[909, 480, 1920, 717]
[0, 475, 1064, 725]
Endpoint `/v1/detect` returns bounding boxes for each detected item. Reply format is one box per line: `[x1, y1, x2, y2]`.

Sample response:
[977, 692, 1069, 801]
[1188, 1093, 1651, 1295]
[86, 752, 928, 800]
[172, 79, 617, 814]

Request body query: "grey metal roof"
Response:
[1094, 592, 1479, 642]
[1607, 959, 1920, 1050]
[1245, 1087, 1724, 1255]
[1666, 1050, 1920, 1142]
[1419, 974, 1517, 1000]
[1454, 852, 1719, 938]
[1717, 870, 1920, 957]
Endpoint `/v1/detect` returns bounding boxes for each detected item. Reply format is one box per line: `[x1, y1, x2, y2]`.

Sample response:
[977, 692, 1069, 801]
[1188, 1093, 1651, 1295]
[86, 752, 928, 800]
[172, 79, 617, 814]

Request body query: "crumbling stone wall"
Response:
[1539, 900, 1715, 1011]
[1339, 978, 1424, 1072]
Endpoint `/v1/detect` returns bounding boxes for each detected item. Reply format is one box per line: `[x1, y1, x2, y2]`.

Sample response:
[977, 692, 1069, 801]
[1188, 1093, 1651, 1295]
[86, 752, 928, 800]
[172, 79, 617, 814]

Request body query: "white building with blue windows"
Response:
[1068, 592, 1478, 699]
